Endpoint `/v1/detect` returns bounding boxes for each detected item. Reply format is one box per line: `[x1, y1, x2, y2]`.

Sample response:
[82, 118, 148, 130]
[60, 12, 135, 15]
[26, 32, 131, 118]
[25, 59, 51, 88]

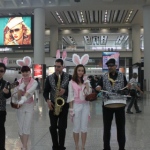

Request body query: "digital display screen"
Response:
[0, 16, 33, 47]
[33, 64, 42, 78]
[102, 52, 120, 71]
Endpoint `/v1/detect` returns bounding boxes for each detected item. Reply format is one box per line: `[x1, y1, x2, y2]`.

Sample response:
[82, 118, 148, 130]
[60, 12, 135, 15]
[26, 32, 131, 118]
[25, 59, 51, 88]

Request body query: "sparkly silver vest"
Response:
[48, 72, 70, 102]
[102, 72, 126, 106]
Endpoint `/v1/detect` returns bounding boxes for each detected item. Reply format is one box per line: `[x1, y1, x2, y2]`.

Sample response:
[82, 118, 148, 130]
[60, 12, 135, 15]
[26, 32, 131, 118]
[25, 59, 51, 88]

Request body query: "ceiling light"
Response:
[49, 0, 51, 3]
[56, 11, 59, 15]
[21, 0, 23, 4]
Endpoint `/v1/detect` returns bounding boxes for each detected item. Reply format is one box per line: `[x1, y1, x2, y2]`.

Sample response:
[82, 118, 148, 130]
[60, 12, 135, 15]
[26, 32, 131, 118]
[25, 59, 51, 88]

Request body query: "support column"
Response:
[143, 5, 150, 91]
[50, 26, 58, 57]
[132, 24, 141, 64]
[34, 8, 45, 64]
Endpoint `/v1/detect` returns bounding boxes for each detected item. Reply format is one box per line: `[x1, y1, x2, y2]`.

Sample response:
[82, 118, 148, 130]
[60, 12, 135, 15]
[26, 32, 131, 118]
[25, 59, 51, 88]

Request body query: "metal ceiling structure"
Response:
[0, 0, 147, 51]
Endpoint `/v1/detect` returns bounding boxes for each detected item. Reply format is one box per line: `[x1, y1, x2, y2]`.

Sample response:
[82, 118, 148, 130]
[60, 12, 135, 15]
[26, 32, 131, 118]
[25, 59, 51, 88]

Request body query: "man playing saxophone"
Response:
[43, 58, 71, 150]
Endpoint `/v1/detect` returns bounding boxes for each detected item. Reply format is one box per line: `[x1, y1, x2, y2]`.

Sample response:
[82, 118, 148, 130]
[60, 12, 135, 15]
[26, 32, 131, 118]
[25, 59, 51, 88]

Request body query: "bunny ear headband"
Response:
[16, 56, 32, 67]
[0, 57, 8, 66]
[56, 50, 67, 61]
[72, 54, 89, 66]
[56, 50, 67, 66]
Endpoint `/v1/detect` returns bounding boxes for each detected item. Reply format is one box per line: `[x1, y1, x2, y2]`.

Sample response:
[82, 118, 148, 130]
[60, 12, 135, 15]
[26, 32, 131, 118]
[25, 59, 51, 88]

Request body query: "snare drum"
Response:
[104, 100, 126, 108]
[103, 93, 127, 108]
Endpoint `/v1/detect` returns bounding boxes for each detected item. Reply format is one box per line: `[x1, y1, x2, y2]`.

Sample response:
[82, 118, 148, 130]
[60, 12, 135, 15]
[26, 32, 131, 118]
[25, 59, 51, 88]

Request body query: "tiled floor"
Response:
[5, 93, 150, 150]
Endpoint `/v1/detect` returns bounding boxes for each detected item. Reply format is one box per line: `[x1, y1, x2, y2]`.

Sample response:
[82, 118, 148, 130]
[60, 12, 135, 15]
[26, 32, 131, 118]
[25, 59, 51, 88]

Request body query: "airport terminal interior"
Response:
[0, 0, 150, 150]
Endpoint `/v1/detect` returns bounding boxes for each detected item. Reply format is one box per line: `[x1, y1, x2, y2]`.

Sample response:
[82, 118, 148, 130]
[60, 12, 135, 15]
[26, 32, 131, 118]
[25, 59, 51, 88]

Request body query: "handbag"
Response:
[10, 99, 20, 109]
[84, 87, 97, 101]
[8, 81, 20, 109]
[85, 92, 97, 101]
[10, 94, 21, 109]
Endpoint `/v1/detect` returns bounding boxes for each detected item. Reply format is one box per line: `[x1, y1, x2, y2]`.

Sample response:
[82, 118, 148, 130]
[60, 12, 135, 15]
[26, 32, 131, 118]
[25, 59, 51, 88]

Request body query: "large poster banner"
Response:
[102, 52, 120, 71]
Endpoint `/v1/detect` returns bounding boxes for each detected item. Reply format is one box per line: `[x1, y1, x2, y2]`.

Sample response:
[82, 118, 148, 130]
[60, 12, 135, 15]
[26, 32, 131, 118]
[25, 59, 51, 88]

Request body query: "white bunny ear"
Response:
[2, 57, 8, 66]
[80, 54, 89, 65]
[56, 50, 60, 59]
[62, 50, 67, 60]
[23, 56, 32, 67]
[72, 54, 81, 65]
[16, 60, 25, 67]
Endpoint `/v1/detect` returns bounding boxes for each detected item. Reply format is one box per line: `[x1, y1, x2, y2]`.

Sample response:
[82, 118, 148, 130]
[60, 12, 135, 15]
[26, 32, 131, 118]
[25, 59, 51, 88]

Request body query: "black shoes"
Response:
[126, 111, 133, 114]
[136, 110, 142, 113]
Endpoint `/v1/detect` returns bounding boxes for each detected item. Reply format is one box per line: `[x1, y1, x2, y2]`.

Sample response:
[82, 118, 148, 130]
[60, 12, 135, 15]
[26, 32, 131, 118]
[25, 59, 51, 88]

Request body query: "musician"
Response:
[43, 58, 71, 150]
[96, 58, 129, 150]
[126, 72, 143, 114]
[0, 62, 11, 150]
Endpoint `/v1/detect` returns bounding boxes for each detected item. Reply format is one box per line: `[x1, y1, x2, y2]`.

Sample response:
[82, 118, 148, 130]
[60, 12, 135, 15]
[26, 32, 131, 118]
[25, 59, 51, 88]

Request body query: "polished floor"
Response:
[5, 93, 150, 150]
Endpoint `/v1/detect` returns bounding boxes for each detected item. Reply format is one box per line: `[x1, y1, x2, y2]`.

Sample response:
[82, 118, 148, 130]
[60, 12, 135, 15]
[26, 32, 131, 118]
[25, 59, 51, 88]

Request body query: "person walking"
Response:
[35, 78, 40, 102]
[126, 72, 143, 114]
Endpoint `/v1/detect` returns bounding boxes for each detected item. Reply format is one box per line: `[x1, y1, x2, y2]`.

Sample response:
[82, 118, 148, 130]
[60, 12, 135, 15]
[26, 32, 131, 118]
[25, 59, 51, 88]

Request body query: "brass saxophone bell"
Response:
[54, 74, 65, 116]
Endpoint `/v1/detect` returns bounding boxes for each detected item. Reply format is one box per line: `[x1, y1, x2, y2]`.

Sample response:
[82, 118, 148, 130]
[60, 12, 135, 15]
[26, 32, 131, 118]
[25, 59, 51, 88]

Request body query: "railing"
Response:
[59, 40, 132, 51]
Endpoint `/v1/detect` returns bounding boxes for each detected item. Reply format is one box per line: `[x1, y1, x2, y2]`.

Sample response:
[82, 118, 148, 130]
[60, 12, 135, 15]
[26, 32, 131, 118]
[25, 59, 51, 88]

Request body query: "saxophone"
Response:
[54, 74, 65, 116]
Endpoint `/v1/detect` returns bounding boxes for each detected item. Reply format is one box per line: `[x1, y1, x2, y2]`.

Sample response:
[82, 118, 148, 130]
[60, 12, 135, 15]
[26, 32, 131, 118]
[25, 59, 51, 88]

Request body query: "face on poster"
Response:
[0, 16, 32, 46]
[102, 52, 120, 70]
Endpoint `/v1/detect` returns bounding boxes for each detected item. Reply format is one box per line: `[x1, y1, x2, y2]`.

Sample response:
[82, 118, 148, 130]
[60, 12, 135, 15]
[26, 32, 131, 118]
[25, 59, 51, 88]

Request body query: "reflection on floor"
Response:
[5, 93, 150, 150]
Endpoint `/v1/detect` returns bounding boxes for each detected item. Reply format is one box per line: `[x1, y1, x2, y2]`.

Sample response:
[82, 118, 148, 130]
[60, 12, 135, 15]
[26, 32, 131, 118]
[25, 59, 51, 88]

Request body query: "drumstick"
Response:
[120, 86, 128, 90]
[100, 90, 110, 93]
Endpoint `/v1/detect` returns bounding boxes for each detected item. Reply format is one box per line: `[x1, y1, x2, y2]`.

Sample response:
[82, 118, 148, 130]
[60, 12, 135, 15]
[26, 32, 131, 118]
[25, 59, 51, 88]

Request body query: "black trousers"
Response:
[0, 111, 6, 150]
[49, 103, 69, 150]
[103, 106, 125, 150]
[127, 96, 140, 112]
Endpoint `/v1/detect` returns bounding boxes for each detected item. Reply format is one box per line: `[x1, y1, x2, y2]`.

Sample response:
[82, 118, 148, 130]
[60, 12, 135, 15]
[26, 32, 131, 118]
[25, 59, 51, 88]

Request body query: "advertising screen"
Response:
[34, 64, 43, 78]
[0, 16, 33, 47]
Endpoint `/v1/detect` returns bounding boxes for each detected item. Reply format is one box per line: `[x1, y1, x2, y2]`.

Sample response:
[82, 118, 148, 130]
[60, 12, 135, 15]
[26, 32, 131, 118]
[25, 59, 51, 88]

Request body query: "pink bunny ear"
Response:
[56, 50, 60, 59]
[80, 54, 89, 65]
[2, 57, 8, 66]
[72, 54, 81, 65]
[62, 50, 67, 60]
[16, 60, 25, 67]
[23, 56, 32, 67]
